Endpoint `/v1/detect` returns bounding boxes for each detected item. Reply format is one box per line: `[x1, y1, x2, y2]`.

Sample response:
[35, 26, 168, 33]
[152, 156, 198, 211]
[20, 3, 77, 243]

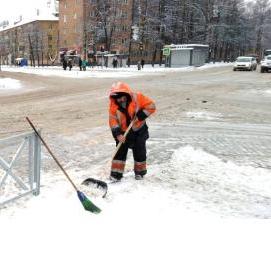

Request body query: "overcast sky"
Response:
[0, 0, 48, 22]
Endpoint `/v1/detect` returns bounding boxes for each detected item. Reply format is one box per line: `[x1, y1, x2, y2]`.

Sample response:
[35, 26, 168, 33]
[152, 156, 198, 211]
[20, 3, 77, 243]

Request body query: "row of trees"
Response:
[1, 0, 271, 65]
[86, 0, 271, 62]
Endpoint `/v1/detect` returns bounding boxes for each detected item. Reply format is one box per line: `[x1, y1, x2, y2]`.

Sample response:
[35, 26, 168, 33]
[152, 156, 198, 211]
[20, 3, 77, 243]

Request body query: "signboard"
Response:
[163, 47, 171, 56]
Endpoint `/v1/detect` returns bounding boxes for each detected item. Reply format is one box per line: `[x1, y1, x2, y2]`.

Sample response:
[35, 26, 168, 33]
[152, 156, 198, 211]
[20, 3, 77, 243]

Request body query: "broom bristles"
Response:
[77, 191, 101, 214]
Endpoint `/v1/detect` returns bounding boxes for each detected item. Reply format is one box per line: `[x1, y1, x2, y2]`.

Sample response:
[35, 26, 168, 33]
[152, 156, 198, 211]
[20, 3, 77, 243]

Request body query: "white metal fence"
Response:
[0, 131, 41, 207]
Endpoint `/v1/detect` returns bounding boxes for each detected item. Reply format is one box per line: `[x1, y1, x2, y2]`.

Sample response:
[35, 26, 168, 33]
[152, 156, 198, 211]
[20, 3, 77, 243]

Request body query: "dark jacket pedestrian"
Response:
[137, 61, 141, 70]
[63, 59, 67, 70]
[141, 59, 145, 69]
[112, 58, 118, 68]
[108, 81, 156, 181]
[68, 59, 73, 71]
[79, 57, 82, 71]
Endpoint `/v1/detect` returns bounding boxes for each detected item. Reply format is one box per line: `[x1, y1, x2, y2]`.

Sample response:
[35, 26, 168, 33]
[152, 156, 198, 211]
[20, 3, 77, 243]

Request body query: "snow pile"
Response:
[198, 62, 233, 69]
[170, 146, 271, 218]
[186, 111, 222, 120]
[1, 62, 232, 78]
[1, 144, 271, 254]
[0, 78, 22, 90]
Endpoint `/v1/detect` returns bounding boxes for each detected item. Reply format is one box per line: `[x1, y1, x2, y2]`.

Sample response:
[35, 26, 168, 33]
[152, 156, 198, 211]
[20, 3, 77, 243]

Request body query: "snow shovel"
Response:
[82, 117, 137, 198]
[26, 117, 101, 214]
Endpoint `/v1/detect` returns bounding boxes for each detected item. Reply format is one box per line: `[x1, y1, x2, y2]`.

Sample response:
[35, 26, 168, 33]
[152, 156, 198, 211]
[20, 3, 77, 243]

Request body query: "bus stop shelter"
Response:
[163, 44, 209, 67]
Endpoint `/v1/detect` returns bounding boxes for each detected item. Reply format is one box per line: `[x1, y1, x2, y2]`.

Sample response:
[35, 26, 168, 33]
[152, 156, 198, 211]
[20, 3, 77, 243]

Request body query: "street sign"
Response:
[163, 47, 171, 56]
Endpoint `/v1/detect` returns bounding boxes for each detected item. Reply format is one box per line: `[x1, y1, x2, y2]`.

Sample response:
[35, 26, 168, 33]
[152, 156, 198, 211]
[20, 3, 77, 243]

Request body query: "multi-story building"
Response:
[58, 0, 134, 63]
[0, 0, 160, 66]
[0, 15, 59, 66]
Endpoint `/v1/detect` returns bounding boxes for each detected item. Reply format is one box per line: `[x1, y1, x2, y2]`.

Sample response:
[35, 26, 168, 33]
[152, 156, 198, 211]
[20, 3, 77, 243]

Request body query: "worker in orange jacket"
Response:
[109, 81, 156, 181]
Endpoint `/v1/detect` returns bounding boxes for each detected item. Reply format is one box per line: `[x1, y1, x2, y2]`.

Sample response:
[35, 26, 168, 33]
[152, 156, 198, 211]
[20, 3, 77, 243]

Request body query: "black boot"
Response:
[110, 171, 123, 181]
[134, 170, 147, 180]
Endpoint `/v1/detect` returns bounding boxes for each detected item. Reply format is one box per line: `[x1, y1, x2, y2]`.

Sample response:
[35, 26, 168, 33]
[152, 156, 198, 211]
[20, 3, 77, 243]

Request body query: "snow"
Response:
[1, 144, 270, 254]
[186, 111, 222, 120]
[0, 78, 22, 90]
[0, 64, 270, 255]
[0, 14, 58, 32]
[1, 62, 233, 78]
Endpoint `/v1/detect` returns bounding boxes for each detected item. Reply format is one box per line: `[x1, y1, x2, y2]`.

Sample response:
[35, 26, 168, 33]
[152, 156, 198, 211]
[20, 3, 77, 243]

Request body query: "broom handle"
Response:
[26, 117, 78, 192]
[112, 117, 137, 160]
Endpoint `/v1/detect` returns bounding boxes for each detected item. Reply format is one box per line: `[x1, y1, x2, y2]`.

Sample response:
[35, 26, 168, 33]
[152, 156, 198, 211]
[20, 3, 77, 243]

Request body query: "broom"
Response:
[26, 117, 101, 214]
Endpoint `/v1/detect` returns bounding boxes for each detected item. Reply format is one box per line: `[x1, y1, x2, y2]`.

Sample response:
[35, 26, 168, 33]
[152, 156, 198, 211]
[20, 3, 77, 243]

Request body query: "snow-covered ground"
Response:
[1, 62, 232, 78]
[186, 111, 223, 120]
[1, 123, 271, 252]
[1, 63, 270, 255]
[0, 78, 22, 90]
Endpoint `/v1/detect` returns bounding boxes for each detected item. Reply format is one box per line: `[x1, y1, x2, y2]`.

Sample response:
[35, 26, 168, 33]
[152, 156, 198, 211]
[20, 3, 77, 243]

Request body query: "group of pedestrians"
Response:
[62, 57, 88, 71]
[62, 56, 146, 71]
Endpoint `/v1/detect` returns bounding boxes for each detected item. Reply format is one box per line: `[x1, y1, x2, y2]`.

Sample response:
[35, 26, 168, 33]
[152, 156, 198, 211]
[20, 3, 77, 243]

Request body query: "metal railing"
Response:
[0, 131, 41, 207]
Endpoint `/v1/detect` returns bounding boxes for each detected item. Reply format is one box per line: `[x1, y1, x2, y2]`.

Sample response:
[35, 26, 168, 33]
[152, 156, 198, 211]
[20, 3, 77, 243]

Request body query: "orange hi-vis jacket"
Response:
[109, 82, 156, 135]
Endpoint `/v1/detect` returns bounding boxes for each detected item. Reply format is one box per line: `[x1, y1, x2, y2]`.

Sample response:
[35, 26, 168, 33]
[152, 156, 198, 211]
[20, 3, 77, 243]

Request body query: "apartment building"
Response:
[0, 15, 59, 66]
[58, 0, 133, 61]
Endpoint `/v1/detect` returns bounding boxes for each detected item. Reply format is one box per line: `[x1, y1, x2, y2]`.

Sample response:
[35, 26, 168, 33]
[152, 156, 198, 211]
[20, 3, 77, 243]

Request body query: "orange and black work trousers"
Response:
[110, 126, 149, 180]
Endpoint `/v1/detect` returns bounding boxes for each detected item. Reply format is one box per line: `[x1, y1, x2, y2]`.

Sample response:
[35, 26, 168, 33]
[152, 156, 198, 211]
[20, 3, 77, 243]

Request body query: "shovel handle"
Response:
[112, 118, 136, 160]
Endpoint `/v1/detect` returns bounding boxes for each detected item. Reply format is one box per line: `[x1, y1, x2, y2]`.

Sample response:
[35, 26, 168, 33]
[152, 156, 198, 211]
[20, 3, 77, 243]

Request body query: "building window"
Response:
[74, 13, 77, 19]
[48, 35, 53, 41]
[64, 15, 67, 23]
[90, 11, 96, 17]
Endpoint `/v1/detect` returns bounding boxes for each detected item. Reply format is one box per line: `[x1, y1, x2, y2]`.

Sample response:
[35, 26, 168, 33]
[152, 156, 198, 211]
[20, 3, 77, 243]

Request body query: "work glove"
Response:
[136, 109, 148, 121]
[112, 127, 122, 139]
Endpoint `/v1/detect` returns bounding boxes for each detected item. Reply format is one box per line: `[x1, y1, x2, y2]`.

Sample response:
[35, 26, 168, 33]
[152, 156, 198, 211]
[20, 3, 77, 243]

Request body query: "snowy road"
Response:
[151, 121, 271, 169]
[1, 64, 271, 254]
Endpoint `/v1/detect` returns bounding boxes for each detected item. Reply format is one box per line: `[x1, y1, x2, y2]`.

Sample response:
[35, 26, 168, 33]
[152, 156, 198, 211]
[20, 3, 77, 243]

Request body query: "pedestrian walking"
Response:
[79, 57, 82, 71]
[137, 61, 141, 70]
[112, 58, 118, 68]
[63, 58, 67, 70]
[108, 81, 156, 181]
[82, 59, 87, 71]
[141, 59, 145, 69]
[68, 59, 73, 71]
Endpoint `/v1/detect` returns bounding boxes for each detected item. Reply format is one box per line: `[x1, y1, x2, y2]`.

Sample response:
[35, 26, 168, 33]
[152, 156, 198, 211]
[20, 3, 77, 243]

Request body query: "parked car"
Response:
[260, 55, 271, 73]
[233, 56, 257, 71]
